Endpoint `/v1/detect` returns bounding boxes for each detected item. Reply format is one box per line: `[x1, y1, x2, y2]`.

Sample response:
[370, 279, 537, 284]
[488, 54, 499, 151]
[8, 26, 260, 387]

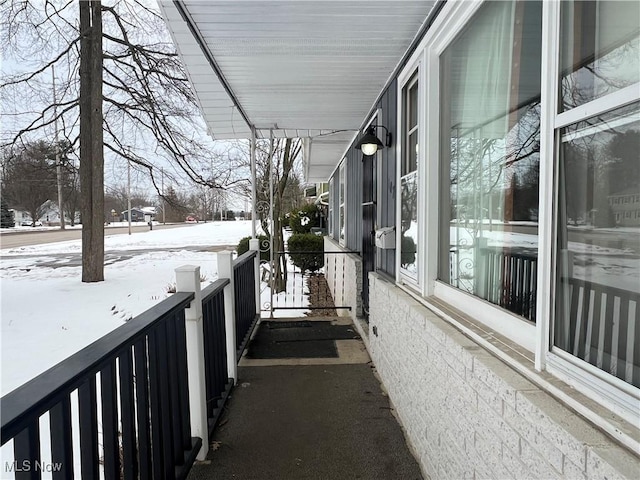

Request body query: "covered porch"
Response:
[0, 243, 421, 479]
[189, 315, 421, 480]
[154, 2, 640, 479]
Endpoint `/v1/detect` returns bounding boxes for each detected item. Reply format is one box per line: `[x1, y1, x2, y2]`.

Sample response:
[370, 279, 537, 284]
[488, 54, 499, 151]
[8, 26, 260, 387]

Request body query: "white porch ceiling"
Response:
[159, 0, 436, 181]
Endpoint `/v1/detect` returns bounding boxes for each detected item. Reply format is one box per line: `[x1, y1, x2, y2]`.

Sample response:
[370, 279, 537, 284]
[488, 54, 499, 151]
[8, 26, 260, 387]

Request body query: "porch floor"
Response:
[187, 316, 423, 480]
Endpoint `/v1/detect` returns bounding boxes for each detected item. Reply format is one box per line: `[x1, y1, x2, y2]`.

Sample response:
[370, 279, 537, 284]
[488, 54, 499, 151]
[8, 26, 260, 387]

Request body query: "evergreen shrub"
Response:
[237, 235, 270, 262]
[287, 233, 324, 273]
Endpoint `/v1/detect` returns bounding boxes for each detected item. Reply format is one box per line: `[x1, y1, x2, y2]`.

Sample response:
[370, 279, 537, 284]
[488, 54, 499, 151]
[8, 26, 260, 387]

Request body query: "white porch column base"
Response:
[249, 238, 261, 317]
[175, 265, 208, 461]
[217, 250, 238, 384]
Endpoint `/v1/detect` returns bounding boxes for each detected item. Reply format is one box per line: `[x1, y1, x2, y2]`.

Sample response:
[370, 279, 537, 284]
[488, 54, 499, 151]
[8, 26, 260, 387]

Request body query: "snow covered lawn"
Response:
[1, 221, 252, 396]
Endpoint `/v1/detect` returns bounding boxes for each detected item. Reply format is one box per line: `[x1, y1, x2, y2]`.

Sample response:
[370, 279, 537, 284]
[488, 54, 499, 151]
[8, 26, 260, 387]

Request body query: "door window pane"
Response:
[439, 0, 542, 321]
[339, 163, 346, 243]
[329, 177, 334, 237]
[560, 1, 640, 111]
[409, 81, 418, 132]
[400, 72, 419, 280]
[400, 172, 418, 278]
[402, 75, 419, 177]
[554, 102, 640, 387]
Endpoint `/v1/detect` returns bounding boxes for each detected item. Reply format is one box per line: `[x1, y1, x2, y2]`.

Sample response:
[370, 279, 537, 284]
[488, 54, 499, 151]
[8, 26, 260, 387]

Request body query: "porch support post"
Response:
[269, 128, 274, 318]
[251, 126, 257, 239]
[217, 250, 238, 384]
[249, 239, 261, 317]
[175, 265, 208, 461]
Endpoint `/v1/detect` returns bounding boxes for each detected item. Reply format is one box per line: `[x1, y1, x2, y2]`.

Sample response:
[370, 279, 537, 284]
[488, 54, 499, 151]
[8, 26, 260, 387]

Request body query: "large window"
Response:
[559, 1, 640, 111]
[438, 0, 542, 321]
[400, 73, 419, 281]
[392, 0, 639, 427]
[339, 162, 346, 244]
[328, 177, 334, 237]
[554, 0, 640, 388]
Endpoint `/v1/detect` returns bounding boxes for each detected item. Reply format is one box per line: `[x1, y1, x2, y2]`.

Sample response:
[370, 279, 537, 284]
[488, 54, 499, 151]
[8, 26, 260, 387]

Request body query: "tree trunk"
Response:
[79, 1, 104, 282]
[272, 216, 287, 293]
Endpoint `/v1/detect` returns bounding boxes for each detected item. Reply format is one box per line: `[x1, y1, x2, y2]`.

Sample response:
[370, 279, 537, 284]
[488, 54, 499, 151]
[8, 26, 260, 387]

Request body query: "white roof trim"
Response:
[159, 0, 437, 180]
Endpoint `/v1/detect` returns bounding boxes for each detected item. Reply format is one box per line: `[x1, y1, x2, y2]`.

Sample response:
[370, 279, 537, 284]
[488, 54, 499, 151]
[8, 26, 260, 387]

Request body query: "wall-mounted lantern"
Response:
[355, 125, 392, 156]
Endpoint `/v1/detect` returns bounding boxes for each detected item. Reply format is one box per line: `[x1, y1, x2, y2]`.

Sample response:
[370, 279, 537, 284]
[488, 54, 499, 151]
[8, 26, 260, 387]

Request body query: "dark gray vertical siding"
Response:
[377, 79, 397, 275]
[345, 148, 362, 252]
[325, 81, 397, 273]
[329, 170, 340, 242]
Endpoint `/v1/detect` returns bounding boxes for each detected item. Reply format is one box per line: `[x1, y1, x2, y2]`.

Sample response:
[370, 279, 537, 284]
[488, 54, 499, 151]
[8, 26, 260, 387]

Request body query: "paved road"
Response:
[0, 222, 235, 271]
[0, 223, 195, 249]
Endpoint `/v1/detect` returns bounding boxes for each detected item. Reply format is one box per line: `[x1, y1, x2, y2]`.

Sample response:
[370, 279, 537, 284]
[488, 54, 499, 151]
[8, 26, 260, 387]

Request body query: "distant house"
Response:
[121, 208, 146, 222]
[10, 209, 32, 225]
[39, 200, 80, 225]
[140, 206, 157, 218]
[609, 186, 640, 226]
[10, 201, 78, 226]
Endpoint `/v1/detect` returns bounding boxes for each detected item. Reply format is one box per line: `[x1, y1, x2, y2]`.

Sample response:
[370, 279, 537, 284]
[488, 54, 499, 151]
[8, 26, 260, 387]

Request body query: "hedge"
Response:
[287, 233, 324, 273]
[288, 203, 321, 234]
[237, 235, 270, 262]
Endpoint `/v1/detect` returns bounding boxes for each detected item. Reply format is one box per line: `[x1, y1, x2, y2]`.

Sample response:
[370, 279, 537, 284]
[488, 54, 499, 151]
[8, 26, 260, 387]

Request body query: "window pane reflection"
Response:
[560, 1, 640, 111]
[439, 0, 542, 321]
[555, 103, 640, 387]
[400, 172, 418, 278]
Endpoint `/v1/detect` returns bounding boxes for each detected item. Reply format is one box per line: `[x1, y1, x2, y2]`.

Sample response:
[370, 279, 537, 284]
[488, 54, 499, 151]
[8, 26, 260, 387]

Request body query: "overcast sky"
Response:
[0, 0, 251, 208]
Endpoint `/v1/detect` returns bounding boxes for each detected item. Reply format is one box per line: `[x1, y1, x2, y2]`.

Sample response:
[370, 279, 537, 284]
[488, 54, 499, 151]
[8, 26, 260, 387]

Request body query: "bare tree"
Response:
[104, 184, 150, 220]
[1, 141, 58, 225]
[61, 161, 81, 225]
[163, 185, 189, 223]
[1, 0, 248, 281]
[249, 138, 303, 292]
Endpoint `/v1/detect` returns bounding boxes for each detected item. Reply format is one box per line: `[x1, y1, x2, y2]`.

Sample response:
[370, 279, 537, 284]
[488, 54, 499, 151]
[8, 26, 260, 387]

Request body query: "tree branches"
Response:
[1, 0, 238, 196]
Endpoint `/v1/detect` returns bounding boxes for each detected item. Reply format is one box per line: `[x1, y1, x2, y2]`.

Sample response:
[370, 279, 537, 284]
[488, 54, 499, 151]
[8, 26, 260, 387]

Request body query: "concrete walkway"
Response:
[187, 317, 423, 480]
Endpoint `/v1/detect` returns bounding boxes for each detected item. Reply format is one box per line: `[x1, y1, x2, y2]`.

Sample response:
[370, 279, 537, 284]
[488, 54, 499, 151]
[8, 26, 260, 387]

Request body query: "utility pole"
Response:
[210, 159, 214, 223]
[127, 151, 131, 235]
[52, 65, 65, 230]
[161, 167, 166, 224]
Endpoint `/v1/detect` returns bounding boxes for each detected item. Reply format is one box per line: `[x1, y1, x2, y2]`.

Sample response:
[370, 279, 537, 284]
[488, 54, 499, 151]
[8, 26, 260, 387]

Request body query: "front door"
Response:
[361, 152, 376, 321]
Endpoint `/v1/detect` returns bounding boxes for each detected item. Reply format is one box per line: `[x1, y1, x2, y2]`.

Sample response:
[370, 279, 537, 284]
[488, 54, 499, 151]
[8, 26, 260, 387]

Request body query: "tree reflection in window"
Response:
[439, 0, 542, 321]
[560, 1, 639, 111]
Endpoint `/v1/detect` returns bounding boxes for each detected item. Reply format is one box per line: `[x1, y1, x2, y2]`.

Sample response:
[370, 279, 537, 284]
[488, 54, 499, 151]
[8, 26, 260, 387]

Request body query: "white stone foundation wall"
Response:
[324, 237, 362, 320]
[368, 273, 639, 480]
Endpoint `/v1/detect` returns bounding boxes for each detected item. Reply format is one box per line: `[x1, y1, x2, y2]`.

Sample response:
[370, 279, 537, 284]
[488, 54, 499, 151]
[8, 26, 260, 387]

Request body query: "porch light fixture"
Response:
[355, 125, 392, 156]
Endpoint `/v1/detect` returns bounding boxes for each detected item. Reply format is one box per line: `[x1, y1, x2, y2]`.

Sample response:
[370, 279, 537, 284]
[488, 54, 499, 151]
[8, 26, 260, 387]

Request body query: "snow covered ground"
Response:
[0, 220, 321, 477]
[1, 221, 252, 396]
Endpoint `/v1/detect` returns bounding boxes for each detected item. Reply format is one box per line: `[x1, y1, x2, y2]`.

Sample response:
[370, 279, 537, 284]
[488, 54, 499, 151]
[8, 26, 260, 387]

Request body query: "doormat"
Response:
[246, 321, 360, 359]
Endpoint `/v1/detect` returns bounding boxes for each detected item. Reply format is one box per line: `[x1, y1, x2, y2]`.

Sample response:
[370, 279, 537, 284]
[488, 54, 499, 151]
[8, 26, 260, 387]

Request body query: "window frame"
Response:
[338, 160, 346, 246]
[393, 0, 640, 429]
[396, 62, 424, 288]
[425, 0, 540, 351]
[328, 176, 334, 238]
[544, 1, 640, 423]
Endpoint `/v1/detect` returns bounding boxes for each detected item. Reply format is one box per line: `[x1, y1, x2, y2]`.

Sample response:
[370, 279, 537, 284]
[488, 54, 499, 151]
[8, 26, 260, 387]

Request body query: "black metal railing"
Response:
[270, 250, 358, 312]
[201, 279, 232, 437]
[477, 247, 538, 322]
[233, 250, 258, 357]
[559, 277, 640, 387]
[1, 292, 199, 480]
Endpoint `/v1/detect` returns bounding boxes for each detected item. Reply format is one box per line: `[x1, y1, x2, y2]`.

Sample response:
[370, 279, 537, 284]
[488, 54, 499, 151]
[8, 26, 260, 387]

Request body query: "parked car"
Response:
[21, 220, 43, 227]
[185, 216, 199, 223]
